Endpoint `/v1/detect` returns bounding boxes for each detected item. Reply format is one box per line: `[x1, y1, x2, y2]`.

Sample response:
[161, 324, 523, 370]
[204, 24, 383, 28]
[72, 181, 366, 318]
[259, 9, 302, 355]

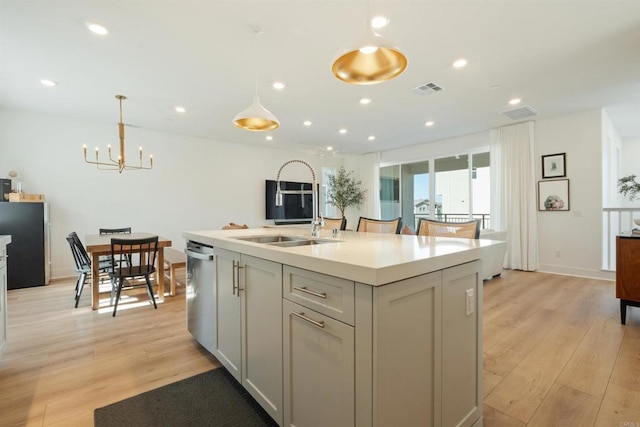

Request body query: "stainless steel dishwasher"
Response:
[185, 240, 215, 354]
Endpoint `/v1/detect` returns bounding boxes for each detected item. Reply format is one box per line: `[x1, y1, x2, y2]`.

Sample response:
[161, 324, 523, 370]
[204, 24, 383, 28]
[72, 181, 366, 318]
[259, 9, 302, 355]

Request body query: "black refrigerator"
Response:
[0, 202, 51, 289]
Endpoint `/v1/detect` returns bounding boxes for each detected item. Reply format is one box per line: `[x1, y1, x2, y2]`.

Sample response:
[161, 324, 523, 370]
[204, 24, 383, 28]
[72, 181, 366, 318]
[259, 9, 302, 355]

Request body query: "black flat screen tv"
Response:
[265, 180, 319, 225]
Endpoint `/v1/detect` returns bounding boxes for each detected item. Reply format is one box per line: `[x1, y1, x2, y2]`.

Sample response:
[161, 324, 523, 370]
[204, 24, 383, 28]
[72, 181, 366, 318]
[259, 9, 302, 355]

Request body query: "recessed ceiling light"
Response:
[85, 21, 108, 35]
[266, 135, 273, 141]
[425, 121, 434, 127]
[175, 106, 186, 113]
[272, 81, 285, 90]
[371, 16, 390, 29]
[327, 146, 333, 151]
[368, 135, 376, 141]
[339, 128, 347, 134]
[303, 120, 312, 126]
[40, 79, 57, 87]
[360, 98, 372, 105]
[453, 58, 467, 68]
[509, 98, 522, 105]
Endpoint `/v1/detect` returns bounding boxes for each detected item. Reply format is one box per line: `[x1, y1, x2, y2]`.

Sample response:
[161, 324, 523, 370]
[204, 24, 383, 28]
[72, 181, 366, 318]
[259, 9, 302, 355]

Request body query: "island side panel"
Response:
[372, 271, 443, 427]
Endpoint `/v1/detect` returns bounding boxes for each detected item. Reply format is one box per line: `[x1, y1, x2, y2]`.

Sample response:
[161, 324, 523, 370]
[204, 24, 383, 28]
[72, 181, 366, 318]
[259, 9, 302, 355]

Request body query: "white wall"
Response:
[620, 135, 640, 207]
[535, 109, 612, 280]
[0, 108, 342, 279]
[378, 109, 615, 280]
[380, 132, 490, 166]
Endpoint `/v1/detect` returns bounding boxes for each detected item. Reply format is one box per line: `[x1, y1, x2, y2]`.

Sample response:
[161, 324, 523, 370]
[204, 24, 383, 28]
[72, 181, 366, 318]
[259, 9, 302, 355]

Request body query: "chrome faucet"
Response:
[275, 160, 322, 237]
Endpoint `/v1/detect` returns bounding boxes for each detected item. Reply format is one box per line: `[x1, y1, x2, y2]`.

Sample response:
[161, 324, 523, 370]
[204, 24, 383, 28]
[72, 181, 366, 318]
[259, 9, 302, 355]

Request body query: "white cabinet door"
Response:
[374, 271, 442, 427]
[212, 247, 242, 381]
[283, 299, 355, 427]
[240, 255, 283, 425]
[442, 260, 482, 427]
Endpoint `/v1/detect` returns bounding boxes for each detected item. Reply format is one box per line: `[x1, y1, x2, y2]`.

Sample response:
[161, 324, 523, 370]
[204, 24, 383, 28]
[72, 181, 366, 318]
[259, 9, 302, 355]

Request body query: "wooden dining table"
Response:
[85, 232, 173, 310]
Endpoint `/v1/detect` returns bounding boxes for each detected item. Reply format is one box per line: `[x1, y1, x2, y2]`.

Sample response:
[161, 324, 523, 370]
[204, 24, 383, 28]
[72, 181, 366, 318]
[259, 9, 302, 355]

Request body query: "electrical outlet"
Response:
[465, 289, 474, 316]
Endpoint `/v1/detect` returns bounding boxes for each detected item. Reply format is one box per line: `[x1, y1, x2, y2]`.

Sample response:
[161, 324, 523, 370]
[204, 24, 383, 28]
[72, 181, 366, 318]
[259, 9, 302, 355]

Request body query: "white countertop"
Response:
[183, 228, 506, 286]
[0, 235, 11, 246]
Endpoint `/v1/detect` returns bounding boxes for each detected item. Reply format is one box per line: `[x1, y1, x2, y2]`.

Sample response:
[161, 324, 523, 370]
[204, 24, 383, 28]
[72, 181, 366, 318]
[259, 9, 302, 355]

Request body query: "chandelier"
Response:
[83, 95, 153, 173]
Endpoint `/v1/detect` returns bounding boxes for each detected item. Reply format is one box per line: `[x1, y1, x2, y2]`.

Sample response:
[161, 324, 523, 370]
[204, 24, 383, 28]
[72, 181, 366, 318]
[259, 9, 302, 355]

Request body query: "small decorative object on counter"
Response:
[222, 222, 249, 230]
[9, 193, 45, 203]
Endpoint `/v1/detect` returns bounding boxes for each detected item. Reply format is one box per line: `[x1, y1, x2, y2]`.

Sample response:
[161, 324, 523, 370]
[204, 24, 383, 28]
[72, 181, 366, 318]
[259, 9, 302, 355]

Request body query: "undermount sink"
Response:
[232, 235, 337, 247]
[233, 235, 308, 244]
[267, 239, 335, 247]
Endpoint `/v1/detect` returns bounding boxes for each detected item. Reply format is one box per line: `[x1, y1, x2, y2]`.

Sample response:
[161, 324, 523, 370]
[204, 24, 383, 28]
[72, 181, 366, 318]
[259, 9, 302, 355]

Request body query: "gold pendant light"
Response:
[233, 95, 279, 131]
[331, 3, 407, 84]
[233, 26, 280, 131]
[83, 95, 153, 173]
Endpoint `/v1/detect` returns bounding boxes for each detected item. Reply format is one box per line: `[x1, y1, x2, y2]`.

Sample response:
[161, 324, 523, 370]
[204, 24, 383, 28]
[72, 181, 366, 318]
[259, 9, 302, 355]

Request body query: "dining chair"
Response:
[356, 217, 402, 234]
[321, 217, 347, 230]
[66, 233, 111, 308]
[109, 235, 159, 317]
[99, 227, 132, 265]
[416, 218, 481, 239]
[99, 227, 132, 235]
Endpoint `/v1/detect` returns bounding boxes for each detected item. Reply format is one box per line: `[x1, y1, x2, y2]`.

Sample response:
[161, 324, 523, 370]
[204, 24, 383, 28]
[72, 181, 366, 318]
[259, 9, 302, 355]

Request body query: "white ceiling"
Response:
[2, 0, 640, 156]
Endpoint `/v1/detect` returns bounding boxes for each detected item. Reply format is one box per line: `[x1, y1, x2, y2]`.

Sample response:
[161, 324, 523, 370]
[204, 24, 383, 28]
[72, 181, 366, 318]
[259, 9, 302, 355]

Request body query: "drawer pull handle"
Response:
[291, 311, 325, 328]
[293, 286, 327, 299]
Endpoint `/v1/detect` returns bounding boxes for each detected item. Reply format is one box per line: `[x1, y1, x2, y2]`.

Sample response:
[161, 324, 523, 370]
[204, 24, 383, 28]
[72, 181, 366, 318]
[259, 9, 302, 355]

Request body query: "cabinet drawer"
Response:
[283, 266, 355, 325]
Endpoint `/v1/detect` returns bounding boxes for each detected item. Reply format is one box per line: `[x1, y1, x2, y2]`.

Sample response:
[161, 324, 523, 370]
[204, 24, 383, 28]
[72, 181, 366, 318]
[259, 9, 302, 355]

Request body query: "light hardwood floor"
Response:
[0, 270, 639, 426]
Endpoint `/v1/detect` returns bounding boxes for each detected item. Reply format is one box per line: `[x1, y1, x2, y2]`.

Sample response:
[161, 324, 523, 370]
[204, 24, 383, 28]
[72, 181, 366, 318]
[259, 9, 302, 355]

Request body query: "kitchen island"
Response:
[183, 227, 506, 427]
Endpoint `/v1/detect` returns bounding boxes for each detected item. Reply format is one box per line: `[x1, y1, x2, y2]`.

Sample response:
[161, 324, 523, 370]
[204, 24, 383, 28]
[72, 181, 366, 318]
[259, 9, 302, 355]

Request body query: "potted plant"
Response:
[618, 175, 640, 201]
[326, 167, 365, 218]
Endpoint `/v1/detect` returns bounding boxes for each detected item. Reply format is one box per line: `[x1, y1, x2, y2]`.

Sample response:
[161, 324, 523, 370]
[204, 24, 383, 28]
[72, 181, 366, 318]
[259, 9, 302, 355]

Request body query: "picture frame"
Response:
[541, 153, 566, 179]
[538, 179, 570, 211]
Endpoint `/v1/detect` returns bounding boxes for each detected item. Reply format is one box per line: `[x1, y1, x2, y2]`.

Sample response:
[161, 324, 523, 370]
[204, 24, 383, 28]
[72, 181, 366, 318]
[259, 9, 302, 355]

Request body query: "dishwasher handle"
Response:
[185, 248, 214, 261]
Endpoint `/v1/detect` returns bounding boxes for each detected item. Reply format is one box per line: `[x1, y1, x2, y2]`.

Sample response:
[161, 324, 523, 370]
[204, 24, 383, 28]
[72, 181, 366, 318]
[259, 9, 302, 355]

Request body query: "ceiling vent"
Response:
[410, 82, 444, 96]
[501, 105, 538, 120]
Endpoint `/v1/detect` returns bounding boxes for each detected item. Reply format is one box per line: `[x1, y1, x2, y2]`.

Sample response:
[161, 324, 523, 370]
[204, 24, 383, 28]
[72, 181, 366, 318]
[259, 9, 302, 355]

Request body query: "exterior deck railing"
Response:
[414, 213, 491, 231]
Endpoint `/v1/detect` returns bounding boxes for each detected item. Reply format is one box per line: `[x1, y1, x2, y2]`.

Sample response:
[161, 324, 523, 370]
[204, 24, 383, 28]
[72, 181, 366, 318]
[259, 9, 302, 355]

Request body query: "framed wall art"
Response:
[541, 153, 566, 179]
[538, 179, 570, 211]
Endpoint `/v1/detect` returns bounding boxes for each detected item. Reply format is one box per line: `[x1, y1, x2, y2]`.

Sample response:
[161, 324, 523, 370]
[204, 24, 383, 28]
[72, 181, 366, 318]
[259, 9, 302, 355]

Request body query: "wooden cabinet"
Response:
[212, 248, 242, 379]
[442, 261, 482, 427]
[241, 254, 283, 424]
[206, 245, 482, 427]
[616, 234, 640, 324]
[373, 271, 442, 426]
[283, 299, 355, 427]
[281, 261, 481, 427]
[0, 239, 8, 353]
[212, 248, 283, 425]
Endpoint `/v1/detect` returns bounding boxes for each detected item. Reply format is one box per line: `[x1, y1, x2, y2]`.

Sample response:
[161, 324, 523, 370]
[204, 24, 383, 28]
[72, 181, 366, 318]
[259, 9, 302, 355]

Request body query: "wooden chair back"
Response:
[416, 219, 480, 239]
[356, 217, 402, 234]
[110, 236, 158, 278]
[99, 227, 132, 235]
[321, 217, 347, 230]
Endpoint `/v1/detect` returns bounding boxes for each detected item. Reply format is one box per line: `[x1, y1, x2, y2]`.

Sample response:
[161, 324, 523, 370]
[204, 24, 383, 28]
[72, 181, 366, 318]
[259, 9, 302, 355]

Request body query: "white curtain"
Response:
[490, 121, 538, 271]
[359, 152, 381, 219]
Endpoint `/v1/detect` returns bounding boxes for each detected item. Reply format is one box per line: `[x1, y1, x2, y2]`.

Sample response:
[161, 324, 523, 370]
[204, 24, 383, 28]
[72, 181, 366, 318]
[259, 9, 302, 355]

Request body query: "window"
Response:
[380, 151, 490, 232]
